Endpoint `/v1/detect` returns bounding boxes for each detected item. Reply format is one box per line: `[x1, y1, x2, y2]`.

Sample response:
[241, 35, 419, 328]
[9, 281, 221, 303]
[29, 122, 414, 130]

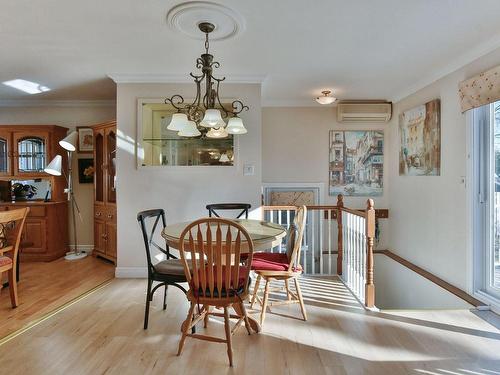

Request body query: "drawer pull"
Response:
[107, 214, 113, 219]
[96, 212, 102, 217]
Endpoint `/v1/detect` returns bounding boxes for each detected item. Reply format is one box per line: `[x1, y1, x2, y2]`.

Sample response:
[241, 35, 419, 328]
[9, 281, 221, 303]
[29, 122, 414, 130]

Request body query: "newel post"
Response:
[336, 194, 344, 275]
[365, 199, 376, 308]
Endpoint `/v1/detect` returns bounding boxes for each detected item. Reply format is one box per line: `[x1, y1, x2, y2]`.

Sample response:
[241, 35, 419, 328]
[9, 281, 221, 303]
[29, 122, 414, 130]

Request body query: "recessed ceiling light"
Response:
[2, 79, 51, 94]
[315, 90, 336, 105]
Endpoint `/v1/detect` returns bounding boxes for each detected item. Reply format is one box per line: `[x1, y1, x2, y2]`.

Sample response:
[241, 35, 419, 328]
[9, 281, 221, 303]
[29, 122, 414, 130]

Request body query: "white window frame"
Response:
[470, 103, 500, 307]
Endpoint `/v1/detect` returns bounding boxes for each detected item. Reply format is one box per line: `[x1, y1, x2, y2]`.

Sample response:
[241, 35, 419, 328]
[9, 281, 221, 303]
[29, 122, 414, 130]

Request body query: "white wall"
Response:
[0, 105, 116, 247]
[262, 107, 390, 249]
[388, 47, 500, 292]
[115, 83, 262, 275]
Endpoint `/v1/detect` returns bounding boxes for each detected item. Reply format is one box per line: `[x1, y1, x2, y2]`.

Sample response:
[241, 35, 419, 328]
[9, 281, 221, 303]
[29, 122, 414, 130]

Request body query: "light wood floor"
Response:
[0, 276, 499, 374]
[0, 256, 115, 339]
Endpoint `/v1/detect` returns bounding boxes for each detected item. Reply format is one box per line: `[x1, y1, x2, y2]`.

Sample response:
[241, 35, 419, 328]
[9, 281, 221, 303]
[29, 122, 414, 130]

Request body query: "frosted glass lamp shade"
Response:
[206, 127, 229, 138]
[226, 117, 247, 134]
[167, 113, 188, 131]
[44, 155, 62, 176]
[315, 90, 336, 105]
[178, 121, 201, 137]
[59, 131, 78, 152]
[201, 109, 224, 127]
[219, 153, 230, 163]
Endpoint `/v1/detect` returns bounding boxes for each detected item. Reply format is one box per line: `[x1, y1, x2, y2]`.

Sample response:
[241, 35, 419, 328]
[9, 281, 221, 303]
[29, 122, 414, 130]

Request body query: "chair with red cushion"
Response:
[177, 217, 255, 367]
[0, 208, 29, 308]
[250, 206, 307, 326]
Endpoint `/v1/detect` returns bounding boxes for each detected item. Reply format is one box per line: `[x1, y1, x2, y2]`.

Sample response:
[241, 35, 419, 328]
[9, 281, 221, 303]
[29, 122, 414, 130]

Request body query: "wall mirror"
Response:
[137, 100, 235, 167]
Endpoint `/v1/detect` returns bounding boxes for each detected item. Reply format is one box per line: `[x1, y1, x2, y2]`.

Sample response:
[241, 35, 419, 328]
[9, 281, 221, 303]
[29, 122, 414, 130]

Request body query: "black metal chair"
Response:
[137, 209, 190, 330]
[206, 203, 252, 219]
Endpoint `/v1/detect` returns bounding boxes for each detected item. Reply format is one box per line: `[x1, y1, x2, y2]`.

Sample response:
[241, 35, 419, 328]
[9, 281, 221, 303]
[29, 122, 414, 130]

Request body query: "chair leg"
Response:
[143, 279, 152, 329]
[239, 301, 252, 335]
[163, 284, 168, 310]
[250, 274, 261, 309]
[203, 305, 211, 328]
[260, 278, 270, 326]
[294, 277, 307, 321]
[8, 267, 18, 308]
[177, 302, 196, 356]
[285, 279, 291, 301]
[223, 306, 233, 367]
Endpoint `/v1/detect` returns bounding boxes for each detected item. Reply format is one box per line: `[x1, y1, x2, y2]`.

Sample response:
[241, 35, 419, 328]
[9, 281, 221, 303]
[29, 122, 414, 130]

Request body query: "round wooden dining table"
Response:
[162, 219, 287, 252]
[161, 219, 287, 333]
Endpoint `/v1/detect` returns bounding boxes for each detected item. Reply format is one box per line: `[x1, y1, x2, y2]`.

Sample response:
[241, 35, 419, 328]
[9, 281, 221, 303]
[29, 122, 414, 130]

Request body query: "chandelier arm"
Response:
[214, 79, 231, 118]
[165, 95, 185, 111]
[231, 100, 250, 116]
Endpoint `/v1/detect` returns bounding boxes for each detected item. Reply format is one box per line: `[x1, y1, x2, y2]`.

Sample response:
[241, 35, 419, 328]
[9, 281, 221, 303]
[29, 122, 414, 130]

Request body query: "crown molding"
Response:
[108, 73, 267, 84]
[391, 32, 500, 103]
[0, 99, 115, 108]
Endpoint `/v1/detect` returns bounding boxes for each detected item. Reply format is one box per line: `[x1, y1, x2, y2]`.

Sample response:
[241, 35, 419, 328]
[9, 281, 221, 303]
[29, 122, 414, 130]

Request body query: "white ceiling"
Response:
[1, 0, 500, 105]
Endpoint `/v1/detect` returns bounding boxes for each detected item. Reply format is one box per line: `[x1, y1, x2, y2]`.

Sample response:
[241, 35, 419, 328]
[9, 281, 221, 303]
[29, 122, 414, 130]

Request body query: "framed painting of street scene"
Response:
[329, 130, 384, 196]
[399, 99, 441, 176]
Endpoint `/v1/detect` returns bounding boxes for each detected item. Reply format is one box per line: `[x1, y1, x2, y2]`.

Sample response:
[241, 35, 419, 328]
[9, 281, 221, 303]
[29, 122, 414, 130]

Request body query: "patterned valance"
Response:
[459, 64, 500, 112]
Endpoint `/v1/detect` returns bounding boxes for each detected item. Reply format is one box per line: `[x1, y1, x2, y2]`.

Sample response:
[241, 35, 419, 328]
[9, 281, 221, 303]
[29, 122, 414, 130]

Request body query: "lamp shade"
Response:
[167, 113, 188, 131]
[178, 121, 201, 137]
[201, 109, 225, 128]
[226, 117, 247, 134]
[44, 155, 62, 176]
[59, 130, 78, 151]
[219, 153, 230, 163]
[206, 127, 228, 139]
[315, 90, 336, 105]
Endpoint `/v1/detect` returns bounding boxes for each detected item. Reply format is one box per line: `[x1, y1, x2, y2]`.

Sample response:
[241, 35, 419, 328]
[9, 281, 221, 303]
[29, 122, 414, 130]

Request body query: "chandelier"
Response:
[165, 22, 248, 138]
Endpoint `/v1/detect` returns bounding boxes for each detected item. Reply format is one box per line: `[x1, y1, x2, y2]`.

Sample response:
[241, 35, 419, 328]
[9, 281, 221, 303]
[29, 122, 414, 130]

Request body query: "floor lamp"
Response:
[45, 130, 86, 261]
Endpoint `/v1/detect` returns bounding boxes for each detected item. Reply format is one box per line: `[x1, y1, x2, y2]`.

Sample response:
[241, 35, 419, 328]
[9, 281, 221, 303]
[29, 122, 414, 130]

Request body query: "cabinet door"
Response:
[13, 131, 50, 176]
[105, 128, 117, 204]
[21, 219, 46, 253]
[0, 131, 12, 176]
[94, 129, 105, 203]
[94, 219, 106, 254]
[105, 221, 117, 259]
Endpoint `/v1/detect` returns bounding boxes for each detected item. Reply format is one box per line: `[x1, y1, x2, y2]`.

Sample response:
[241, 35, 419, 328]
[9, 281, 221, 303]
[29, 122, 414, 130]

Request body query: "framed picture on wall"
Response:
[78, 158, 94, 183]
[329, 130, 384, 197]
[77, 127, 94, 153]
[399, 99, 441, 176]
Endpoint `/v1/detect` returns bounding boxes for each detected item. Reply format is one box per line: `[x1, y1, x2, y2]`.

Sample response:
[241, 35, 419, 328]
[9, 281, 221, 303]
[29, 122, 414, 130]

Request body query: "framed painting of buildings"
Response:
[329, 130, 384, 196]
[399, 99, 441, 176]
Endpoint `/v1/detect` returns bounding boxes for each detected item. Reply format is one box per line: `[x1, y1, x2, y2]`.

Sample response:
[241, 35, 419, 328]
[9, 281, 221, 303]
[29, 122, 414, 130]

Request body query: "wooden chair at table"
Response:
[177, 218, 255, 367]
[206, 203, 252, 219]
[250, 205, 307, 326]
[0, 207, 29, 308]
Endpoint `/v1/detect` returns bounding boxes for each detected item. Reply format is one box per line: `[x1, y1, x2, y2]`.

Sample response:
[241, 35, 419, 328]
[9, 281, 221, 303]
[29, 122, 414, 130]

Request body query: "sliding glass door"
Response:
[474, 100, 500, 299]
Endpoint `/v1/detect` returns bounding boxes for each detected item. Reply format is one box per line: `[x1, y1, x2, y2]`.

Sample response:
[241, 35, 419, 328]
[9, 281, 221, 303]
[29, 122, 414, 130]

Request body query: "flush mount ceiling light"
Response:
[3, 79, 50, 94]
[165, 22, 248, 138]
[315, 90, 336, 105]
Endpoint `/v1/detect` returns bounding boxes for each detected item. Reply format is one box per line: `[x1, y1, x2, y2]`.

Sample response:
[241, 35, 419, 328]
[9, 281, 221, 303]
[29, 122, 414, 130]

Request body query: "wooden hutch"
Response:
[0, 125, 69, 261]
[92, 120, 117, 263]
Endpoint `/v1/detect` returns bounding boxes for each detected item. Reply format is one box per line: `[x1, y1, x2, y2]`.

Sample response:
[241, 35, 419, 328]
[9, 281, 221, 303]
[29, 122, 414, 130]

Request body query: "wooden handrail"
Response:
[261, 205, 388, 219]
[336, 194, 343, 275]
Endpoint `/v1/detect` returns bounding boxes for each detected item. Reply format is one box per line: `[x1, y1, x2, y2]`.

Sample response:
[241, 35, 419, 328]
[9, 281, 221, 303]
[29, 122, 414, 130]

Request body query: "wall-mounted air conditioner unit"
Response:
[337, 101, 392, 123]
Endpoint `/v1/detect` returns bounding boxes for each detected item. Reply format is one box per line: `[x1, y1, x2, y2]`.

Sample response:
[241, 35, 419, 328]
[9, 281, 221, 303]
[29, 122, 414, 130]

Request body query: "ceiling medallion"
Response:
[164, 22, 248, 138]
[166, 2, 245, 41]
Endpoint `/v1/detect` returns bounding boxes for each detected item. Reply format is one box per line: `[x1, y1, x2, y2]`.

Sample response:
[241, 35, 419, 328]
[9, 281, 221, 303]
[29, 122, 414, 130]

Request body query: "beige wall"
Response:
[115, 83, 262, 276]
[262, 106, 390, 249]
[388, 47, 500, 291]
[0, 105, 116, 248]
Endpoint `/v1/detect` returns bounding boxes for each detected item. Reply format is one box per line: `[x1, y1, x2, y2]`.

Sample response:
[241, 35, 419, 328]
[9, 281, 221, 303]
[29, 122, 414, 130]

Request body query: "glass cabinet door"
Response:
[94, 130, 104, 203]
[105, 128, 116, 203]
[0, 131, 11, 176]
[14, 132, 48, 175]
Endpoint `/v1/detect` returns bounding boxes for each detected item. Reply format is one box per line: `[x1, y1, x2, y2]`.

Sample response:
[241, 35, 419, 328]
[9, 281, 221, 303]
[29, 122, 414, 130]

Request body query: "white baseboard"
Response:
[115, 267, 148, 278]
[68, 245, 94, 254]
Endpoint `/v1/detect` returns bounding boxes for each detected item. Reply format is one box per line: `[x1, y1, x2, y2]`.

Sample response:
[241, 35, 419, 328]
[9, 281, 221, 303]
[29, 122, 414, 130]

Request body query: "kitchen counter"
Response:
[0, 200, 67, 206]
